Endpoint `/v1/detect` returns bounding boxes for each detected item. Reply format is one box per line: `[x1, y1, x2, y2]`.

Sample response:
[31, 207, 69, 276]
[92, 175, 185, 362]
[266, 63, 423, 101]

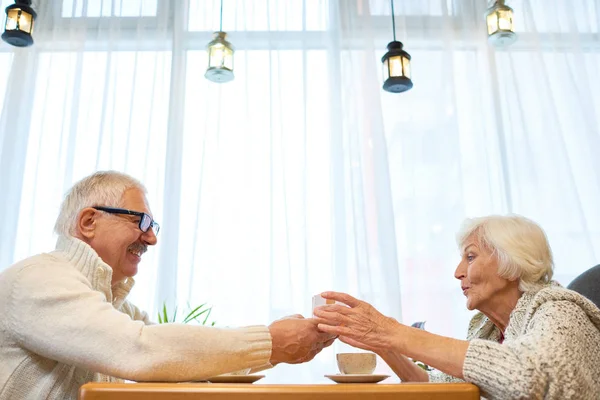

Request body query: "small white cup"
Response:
[336, 353, 376, 375]
[312, 294, 336, 315]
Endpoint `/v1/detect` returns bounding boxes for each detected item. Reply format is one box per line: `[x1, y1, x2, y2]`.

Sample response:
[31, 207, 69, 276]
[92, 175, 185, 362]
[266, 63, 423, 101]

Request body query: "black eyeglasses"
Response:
[93, 206, 160, 236]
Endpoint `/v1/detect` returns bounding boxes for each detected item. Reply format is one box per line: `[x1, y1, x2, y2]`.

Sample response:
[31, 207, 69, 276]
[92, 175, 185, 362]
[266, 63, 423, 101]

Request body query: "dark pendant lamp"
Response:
[485, 0, 517, 47]
[2, 0, 36, 47]
[205, 0, 234, 83]
[381, 0, 412, 93]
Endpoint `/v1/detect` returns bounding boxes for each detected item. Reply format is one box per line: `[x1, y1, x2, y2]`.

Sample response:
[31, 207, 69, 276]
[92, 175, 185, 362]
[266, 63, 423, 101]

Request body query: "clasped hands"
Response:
[313, 292, 401, 355]
[268, 291, 400, 366]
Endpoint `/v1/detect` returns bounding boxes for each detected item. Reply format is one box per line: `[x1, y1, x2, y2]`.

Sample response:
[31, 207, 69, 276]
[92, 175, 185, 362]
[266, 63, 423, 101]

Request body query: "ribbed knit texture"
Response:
[0, 236, 272, 400]
[429, 284, 600, 399]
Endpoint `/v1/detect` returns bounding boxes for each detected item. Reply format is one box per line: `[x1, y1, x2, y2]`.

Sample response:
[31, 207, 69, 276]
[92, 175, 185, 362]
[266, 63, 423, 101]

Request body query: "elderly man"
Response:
[0, 171, 335, 400]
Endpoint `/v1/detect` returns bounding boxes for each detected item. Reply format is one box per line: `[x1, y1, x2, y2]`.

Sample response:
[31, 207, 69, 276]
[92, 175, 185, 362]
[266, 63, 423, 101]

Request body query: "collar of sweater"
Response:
[514, 283, 600, 333]
[468, 281, 600, 342]
[54, 235, 135, 308]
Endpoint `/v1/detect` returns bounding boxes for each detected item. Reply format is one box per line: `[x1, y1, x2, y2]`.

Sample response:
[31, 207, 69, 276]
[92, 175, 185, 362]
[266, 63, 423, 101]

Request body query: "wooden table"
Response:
[79, 382, 480, 400]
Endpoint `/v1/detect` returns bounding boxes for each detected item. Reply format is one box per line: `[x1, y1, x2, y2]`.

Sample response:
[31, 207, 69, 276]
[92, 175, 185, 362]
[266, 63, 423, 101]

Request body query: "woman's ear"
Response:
[77, 208, 98, 239]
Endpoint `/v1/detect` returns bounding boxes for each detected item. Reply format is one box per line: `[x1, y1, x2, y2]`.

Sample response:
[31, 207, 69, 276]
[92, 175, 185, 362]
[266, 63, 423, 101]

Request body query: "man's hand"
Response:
[268, 314, 336, 366]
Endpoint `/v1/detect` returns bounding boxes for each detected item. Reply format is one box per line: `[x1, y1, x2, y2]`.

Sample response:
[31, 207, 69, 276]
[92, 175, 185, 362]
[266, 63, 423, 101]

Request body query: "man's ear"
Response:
[77, 208, 98, 239]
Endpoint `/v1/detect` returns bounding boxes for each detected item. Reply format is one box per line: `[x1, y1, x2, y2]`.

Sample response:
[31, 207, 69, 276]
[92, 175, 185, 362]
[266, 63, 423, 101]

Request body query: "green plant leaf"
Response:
[186, 308, 210, 324]
[162, 302, 169, 323]
[182, 303, 209, 324]
[157, 301, 215, 326]
[202, 307, 212, 325]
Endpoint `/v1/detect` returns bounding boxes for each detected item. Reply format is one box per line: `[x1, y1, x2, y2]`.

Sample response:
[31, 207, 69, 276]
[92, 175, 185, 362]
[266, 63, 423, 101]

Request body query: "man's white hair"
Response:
[54, 171, 147, 236]
[456, 214, 554, 292]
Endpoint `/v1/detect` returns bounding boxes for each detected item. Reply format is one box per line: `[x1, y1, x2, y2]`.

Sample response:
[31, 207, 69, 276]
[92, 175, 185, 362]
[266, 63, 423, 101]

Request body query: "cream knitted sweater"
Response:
[0, 236, 272, 400]
[429, 284, 600, 399]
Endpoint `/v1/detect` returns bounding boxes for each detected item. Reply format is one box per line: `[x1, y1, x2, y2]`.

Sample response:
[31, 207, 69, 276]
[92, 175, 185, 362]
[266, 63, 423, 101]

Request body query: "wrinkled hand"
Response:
[313, 292, 400, 354]
[268, 314, 336, 366]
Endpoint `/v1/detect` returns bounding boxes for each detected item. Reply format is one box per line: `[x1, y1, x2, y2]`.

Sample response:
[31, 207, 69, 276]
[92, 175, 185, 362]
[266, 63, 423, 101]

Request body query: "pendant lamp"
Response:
[381, 0, 413, 93]
[485, 0, 517, 47]
[2, 0, 36, 47]
[205, 0, 234, 83]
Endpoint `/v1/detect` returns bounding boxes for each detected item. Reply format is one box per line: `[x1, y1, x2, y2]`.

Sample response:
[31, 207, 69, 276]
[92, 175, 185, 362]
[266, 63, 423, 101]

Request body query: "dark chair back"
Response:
[567, 264, 600, 309]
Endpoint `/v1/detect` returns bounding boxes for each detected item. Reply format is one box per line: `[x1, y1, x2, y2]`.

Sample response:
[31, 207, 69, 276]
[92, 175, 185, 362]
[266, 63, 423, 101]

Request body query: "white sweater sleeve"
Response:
[6, 262, 272, 382]
[463, 301, 599, 399]
[120, 300, 152, 324]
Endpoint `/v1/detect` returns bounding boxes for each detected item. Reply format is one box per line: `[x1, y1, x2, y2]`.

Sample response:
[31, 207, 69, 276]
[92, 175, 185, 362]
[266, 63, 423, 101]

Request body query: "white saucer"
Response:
[207, 374, 265, 383]
[324, 374, 390, 384]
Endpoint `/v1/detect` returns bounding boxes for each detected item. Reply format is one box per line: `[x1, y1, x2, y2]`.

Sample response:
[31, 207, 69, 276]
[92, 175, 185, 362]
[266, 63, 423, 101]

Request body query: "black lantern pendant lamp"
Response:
[2, 0, 36, 47]
[381, 0, 412, 93]
[485, 0, 517, 47]
[205, 0, 234, 83]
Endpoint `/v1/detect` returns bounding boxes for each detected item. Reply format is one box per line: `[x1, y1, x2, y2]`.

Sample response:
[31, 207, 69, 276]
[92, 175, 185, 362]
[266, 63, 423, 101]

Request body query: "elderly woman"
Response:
[314, 215, 600, 399]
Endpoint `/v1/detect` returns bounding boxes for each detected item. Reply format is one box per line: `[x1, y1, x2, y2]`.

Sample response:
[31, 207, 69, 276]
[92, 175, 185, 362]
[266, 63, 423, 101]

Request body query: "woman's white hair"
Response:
[456, 214, 554, 292]
[54, 171, 147, 236]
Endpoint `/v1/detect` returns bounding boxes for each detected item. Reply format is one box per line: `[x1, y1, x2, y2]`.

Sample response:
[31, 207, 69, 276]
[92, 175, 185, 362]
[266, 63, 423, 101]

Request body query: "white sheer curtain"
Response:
[0, 0, 599, 383]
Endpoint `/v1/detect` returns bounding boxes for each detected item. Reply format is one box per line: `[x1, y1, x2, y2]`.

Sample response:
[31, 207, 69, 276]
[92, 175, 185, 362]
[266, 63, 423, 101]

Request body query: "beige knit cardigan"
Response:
[429, 283, 600, 399]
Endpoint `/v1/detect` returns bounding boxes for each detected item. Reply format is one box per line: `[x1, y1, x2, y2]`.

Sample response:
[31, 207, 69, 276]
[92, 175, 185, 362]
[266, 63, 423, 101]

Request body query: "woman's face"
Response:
[454, 236, 516, 311]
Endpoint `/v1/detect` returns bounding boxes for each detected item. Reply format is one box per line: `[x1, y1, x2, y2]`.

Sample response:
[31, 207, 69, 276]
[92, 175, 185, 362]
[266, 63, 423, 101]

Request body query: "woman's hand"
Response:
[315, 291, 470, 381]
[313, 291, 402, 354]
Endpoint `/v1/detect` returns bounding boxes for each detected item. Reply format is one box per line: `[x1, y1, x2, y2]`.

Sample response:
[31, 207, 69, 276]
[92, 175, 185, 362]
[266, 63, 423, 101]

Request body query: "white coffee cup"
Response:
[336, 352, 376, 375]
[312, 294, 336, 315]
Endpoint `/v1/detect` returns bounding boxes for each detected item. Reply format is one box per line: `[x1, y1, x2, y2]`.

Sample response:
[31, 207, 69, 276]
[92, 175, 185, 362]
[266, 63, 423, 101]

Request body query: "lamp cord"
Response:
[390, 0, 396, 42]
[219, 0, 223, 32]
